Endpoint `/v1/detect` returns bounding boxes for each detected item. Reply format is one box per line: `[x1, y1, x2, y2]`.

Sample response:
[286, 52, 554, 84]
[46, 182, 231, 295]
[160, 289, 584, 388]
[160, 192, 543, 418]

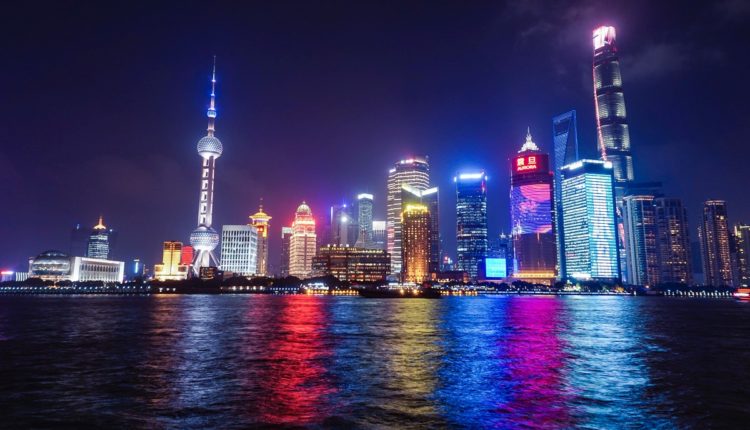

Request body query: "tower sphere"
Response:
[197, 135, 223, 159]
[190, 225, 220, 251]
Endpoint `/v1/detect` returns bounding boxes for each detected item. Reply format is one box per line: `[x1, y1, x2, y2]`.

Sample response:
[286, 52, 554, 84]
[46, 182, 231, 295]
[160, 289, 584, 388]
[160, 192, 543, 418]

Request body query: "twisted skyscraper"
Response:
[593, 26, 633, 191]
[190, 58, 223, 274]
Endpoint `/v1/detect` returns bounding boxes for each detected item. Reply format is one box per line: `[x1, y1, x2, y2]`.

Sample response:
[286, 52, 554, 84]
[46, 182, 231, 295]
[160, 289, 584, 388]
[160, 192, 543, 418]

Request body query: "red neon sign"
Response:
[515, 155, 538, 172]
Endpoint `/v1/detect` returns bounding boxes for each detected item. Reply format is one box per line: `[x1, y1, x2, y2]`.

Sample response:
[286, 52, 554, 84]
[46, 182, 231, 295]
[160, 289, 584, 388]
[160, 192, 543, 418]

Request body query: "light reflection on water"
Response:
[0, 295, 749, 428]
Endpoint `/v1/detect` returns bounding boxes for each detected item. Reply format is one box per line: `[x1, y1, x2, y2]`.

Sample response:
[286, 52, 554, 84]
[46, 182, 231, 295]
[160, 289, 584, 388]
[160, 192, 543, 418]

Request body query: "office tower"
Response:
[402, 185, 440, 272]
[454, 171, 488, 279]
[552, 111, 579, 279]
[509, 129, 556, 283]
[280, 226, 293, 277]
[355, 193, 374, 248]
[87, 216, 111, 259]
[698, 200, 734, 286]
[181, 246, 194, 266]
[312, 246, 391, 282]
[129, 258, 144, 280]
[372, 220, 387, 250]
[654, 198, 692, 285]
[560, 160, 620, 281]
[189, 58, 223, 274]
[593, 26, 633, 190]
[387, 157, 430, 274]
[289, 202, 317, 278]
[70, 223, 88, 257]
[154, 241, 190, 281]
[220, 225, 259, 276]
[622, 195, 659, 286]
[401, 204, 431, 283]
[250, 203, 272, 276]
[330, 203, 354, 246]
[734, 224, 750, 287]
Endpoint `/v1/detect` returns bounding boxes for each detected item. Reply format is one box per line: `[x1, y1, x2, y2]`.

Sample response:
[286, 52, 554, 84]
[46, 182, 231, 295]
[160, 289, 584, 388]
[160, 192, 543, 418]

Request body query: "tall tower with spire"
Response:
[190, 57, 223, 274]
[509, 128, 556, 284]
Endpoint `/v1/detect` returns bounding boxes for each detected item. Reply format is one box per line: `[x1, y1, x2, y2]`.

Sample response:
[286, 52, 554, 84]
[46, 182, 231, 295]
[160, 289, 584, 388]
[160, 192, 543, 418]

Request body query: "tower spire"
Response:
[519, 127, 540, 152]
[207, 55, 217, 137]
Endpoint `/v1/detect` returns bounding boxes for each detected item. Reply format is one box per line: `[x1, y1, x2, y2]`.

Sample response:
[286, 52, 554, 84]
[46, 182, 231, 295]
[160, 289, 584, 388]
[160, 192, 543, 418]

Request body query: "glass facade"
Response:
[622, 195, 659, 286]
[655, 198, 692, 285]
[552, 111, 579, 280]
[560, 160, 620, 281]
[355, 194, 374, 248]
[401, 185, 440, 273]
[387, 157, 430, 274]
[593, 26, 634, 187]
[455, 172, 488, 279]
[698, 200, 734, 286]
[220, 225, 259, 276]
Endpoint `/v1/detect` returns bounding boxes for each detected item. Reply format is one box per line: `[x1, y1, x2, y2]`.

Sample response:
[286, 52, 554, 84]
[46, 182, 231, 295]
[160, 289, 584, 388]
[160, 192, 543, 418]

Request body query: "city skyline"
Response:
[1, 2, 748, 273]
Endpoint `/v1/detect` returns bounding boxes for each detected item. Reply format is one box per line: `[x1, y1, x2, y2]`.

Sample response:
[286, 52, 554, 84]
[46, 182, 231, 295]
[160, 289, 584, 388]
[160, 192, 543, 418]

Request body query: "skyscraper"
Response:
[250, 202, 272, 276]
[509, 129, 556, 283]
[401, 204, 431, 283]
[289, 202, 317, 279]
[654, 197, 692, 285]
[387, 157, 430, 274]
[402, 185, 440, 273]
[154, 241, 190, 281]
[593, 26, 633, 189]
[622, 195, 659, 286]
[734, 224, 750, 287]
[560, 159, 620, 282]
[354, 193, 374, 248]
[87, 216, 111, 259]
[330, 203, 354, 246]
[280, 226, 293, 277]
[189, 58, 223, 274]
[221, 225, 259, 276]
[372, 220, 386, 250]
[552, 110, 579, 279]
[698, 200, 734, 286]
[455, 171, 488, 279]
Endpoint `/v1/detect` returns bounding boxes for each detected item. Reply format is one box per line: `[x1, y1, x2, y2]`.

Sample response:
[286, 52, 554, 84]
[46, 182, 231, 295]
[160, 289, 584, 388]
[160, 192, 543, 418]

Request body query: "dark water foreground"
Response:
[0, 295, 748, 429]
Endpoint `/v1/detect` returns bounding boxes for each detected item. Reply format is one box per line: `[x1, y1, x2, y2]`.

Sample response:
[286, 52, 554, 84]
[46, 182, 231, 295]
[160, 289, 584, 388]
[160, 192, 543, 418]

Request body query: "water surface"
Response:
[0, 295, 748, 428]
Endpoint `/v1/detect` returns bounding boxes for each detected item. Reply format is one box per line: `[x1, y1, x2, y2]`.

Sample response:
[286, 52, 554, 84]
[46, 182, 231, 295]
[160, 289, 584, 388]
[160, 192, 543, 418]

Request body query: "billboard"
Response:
[485, 258, 507, 278]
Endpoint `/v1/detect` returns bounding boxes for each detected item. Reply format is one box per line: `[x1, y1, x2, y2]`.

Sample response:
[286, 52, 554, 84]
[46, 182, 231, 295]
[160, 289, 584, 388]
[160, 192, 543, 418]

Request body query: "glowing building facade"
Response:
[387, 157, 430, 274]
[455, 172, 488, 279]
[510, 130, 556, 282]
[622, 195, 659, 286]
[154, 241, 190, 281]
[402, 185, 440, 273]
[552, 111, 579, 279]
[312, 246, 391, 282]
[289, 202, 317, 278]
[220, 225, 259, 276]
[355, 193, 374, 248]
[560, 160, 620, 282]
[86, 216, 111, 260]
[250, 203, 272, 276]
[280, 226, 293, 277]
[734, 224, 750, 287]
[189, 58, 223, 274]
[593, 25, 633, 189]
[698, 200, 734, 286]
[372, 220, 386, 250]
[29, 250, 124, 283]
[654, 197, 692, 285]
[401, 204, 431, 283]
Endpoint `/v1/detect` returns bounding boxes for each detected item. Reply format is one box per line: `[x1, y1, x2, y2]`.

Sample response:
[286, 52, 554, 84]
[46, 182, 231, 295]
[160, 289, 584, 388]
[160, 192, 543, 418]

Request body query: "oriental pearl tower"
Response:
[190, 57, 223, 274]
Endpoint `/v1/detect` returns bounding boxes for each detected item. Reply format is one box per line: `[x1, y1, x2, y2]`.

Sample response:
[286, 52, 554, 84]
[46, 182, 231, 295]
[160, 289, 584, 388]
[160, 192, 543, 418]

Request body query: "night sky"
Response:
[2, 1, 749, 272]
